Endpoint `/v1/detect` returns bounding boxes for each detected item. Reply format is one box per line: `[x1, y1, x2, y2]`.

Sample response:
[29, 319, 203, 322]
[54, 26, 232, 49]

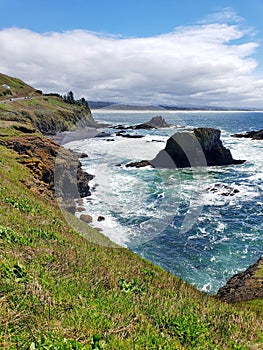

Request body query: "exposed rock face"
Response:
[0, 131, 93, 213]
[216, 257, 263, 302]
[231, 129, 263, 140]
[151, 128, 245, 168]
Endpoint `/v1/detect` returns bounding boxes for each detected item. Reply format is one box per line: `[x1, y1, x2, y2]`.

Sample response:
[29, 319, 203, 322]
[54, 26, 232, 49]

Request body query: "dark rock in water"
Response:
[77, 168, 94, 198]
[113, 124, 129, 130]
[79, 152, 89, 158]
[71, 150, 89, 158]
[126, 160, 152, 168]
[231, 129, 263, 140]
[207, 183, 240, 196]
[121, 134, 143, 139]
[97, 216, 105, 222]
[216, 257, 263, 302]
[133, 116, 171, 129]
[116, 131, 143, 138]
[151, 128, 245, 169]
[112, 116, 171, 130]
[95, 131, 112, 138]
[116, 131, 126, 136]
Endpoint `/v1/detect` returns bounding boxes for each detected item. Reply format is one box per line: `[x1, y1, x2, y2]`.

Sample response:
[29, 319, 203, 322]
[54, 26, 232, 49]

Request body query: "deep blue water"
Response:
[64, 111, 263, 294]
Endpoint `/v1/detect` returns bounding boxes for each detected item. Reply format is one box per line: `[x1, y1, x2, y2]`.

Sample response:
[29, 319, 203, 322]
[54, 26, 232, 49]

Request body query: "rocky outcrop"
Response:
[113, 116, 171, 130]
[133, 116, 171, 129]
[231, 129, 263, 140]
[35, 110, 98, 136]
[0, 129, 93, 213]
[216, 257, 263, 302]
[151, 128, 245, 168]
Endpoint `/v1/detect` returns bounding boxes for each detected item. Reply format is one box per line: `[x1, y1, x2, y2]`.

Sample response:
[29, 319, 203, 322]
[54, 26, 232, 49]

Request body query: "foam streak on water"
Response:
[64, 111, 263, 294]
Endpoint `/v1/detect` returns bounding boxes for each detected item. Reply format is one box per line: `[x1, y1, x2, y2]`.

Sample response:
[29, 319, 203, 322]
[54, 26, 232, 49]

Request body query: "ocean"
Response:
[61, 110, 263, 294]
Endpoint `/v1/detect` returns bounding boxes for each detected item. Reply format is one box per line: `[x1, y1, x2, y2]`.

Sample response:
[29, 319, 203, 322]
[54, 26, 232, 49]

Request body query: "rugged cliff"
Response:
[0, 121, 92, 213]
[217, 257, 263, 302]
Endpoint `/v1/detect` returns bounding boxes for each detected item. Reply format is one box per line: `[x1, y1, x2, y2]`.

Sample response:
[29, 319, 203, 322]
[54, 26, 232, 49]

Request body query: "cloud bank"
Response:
[1, 12, 263, 107]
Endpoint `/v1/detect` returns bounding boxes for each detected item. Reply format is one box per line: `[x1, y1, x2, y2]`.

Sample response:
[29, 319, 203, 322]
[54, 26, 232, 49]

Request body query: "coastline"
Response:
[0, 73, 262, 348]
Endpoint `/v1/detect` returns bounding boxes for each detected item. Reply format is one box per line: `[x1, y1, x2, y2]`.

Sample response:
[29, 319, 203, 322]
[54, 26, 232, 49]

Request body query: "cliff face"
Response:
[151, 128, 245, 168]
[0, 122, 93, 213]
[0, 95, 97, 135]
[217, 257, 263, 302]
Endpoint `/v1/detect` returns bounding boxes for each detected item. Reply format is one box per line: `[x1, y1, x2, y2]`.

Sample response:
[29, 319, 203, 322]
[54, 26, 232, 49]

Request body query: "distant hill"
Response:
[88, 99, 256, 111]
[88, 100, 163, 110]
[88, 100, 117, 109]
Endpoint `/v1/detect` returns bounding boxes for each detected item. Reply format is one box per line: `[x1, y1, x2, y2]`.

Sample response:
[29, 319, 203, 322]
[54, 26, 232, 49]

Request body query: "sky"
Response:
[1, 0, 263, 108]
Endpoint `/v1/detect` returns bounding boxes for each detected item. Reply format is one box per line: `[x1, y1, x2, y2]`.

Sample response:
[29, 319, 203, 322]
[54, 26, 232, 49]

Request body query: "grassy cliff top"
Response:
[0, 73, 96, 135]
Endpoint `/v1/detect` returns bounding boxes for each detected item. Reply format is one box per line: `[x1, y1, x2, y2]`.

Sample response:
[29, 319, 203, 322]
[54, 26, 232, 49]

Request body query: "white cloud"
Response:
[199, 7, 244, 25]
[0, 12, 263, 108]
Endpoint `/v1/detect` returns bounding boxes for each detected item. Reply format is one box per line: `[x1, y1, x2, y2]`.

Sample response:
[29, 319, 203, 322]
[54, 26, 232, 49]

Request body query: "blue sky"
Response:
[1, 0, 263, 107]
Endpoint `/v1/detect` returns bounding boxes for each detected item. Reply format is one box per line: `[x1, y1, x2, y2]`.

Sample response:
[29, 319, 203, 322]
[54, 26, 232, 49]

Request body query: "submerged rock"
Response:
[206, 183, 240, 196]
[151, 128, 245, 168]
[126, 160, 152, 168]
[216, 257, 263, 302]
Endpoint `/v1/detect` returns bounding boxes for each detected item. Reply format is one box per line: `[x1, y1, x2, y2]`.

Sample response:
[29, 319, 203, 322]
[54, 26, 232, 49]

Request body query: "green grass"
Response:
[255, 267, 263, 279]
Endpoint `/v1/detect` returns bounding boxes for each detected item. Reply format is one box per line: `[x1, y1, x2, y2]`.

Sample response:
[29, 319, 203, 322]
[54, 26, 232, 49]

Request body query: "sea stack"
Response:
[151, 128, 245, 168]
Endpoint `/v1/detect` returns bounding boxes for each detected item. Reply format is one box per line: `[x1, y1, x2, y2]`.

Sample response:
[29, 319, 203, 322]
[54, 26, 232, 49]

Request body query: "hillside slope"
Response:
[0, 73, 96, 135]
[0, 73, 37, 100]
